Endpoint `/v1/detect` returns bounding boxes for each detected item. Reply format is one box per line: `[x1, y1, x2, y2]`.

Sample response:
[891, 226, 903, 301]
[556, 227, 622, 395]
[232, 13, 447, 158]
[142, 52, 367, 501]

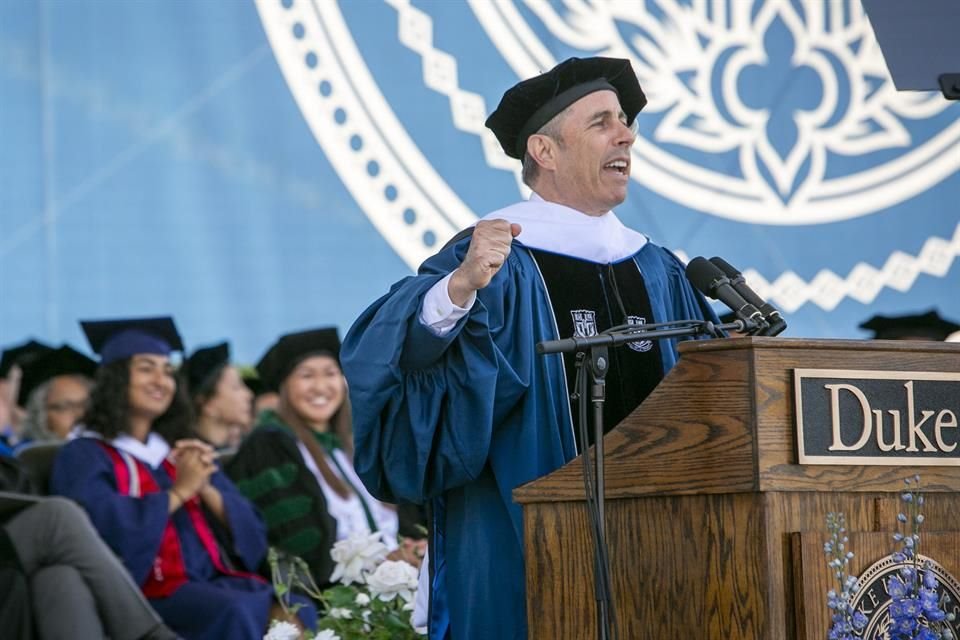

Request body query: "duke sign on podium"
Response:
[795, 370, 960, 464]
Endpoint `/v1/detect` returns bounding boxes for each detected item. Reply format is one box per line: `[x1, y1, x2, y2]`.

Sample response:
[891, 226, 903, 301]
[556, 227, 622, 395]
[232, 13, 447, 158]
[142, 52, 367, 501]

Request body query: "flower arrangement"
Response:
[824, 512, 868, 637]
[264, 532, 424, 640]
[825, 476, 956, 640]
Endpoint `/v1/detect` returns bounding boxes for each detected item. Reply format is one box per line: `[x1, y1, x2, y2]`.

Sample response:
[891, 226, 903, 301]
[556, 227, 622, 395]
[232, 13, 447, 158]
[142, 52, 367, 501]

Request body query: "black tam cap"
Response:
[1, 339, 53, 378]
[17, 345, 96, 406]
[859, 309, 960, 341]
[256, 327, 341, 392]
[80, 316, 184, 364]
[485, 56, 647, 160]
[183, 342, 230, 396]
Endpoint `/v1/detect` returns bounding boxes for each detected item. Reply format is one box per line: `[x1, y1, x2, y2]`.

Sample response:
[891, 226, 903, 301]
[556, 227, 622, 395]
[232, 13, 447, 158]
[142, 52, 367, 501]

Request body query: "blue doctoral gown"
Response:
[341, 237, 717, 640]
[50, 437, 275, 640]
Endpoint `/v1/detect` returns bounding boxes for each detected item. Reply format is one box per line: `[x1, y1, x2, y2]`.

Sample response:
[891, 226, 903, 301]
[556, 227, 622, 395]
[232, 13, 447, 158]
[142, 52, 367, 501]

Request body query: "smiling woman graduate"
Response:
[49, 317, 286, 640]
[227, 327, 400, 585]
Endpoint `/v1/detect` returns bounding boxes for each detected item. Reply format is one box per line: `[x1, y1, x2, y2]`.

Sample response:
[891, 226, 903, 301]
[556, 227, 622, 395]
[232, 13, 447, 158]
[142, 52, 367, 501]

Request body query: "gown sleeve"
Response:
[341, 239, 544, 505]
[49, 438, 169, 584]
[207, 467, 268, 572]
[226, 428, 338, 583]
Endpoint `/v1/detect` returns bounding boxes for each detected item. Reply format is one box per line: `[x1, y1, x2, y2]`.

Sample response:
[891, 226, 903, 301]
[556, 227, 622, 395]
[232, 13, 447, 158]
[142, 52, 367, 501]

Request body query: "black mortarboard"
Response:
[183, 342, 230, 395]
[1, 339, 53, 378]
[485, 56, 647, 160]
[256, 327, 341, 392]
[79, 316, 184, 364]
[859, 309, 960, 341]
[17, 345, 96, 406]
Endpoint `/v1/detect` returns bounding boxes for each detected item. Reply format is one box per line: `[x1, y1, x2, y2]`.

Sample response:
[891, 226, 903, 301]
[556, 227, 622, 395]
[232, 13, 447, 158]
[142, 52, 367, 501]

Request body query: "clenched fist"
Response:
[448, 219, 522, 306]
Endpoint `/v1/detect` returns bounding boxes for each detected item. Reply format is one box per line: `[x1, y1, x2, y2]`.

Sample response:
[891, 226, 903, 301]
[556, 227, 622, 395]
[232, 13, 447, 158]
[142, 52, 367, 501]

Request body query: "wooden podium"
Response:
[513, 337, 960, 639]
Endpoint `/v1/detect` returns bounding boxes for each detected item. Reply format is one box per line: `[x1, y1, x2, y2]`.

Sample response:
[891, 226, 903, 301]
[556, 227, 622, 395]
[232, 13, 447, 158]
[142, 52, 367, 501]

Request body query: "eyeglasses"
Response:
[46, 400, 88, 414]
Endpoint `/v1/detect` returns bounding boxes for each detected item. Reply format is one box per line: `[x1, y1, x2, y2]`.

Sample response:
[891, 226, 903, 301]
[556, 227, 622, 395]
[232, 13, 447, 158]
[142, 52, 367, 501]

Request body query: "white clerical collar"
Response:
[81, 430, 171, 468]
[479, 193, 648, 264]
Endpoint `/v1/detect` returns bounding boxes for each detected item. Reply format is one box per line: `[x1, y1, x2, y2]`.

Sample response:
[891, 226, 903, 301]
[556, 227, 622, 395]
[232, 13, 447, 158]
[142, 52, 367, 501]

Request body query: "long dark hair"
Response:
[83, 358, 194, 442]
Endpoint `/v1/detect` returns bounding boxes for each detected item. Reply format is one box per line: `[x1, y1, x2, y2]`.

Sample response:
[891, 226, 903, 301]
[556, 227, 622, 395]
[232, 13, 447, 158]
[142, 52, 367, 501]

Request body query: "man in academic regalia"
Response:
[16, 344, 96, 446]
[341, 57, 719, 640]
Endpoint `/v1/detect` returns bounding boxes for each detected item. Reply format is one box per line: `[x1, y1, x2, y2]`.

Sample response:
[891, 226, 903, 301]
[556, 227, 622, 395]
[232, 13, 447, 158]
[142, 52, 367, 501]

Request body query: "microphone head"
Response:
[709, 256, 741, 279]
[685, 257, 728, 299]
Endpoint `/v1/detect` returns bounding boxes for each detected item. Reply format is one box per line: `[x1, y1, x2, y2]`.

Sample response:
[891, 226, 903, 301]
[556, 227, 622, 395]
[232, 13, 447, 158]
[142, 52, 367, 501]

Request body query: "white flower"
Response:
[354, 592, 371, 606]
[329, 607, 352, 620]
[315, 631, 341, 640]
[330, 532, 388, 585]
[263, 620, 301, 640]
[366, 560, 419, 603]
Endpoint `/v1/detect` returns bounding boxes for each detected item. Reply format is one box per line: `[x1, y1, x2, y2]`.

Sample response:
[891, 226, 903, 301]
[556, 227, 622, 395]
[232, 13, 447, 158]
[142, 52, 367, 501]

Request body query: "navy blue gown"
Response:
[342, 236, 718, 640]
[51, 436, 274, 640]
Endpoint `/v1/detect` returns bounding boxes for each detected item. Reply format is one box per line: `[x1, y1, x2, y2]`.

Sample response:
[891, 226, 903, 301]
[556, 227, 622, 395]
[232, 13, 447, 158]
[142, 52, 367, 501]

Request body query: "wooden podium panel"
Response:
[515, 338, 960, 639]
[793, 527, 960, 639]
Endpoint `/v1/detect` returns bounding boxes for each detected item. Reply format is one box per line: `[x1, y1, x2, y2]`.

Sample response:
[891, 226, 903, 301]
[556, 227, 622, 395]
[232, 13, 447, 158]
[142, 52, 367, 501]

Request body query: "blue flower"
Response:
[895, 616, 917, 634]
[852, 610, 868, 630]
[920, 588, 940, 612]
[923, 570, 938, 590]
[901, 597, 921, 617]
[888, 576, 908, 598]
[917, 628, 939, 640]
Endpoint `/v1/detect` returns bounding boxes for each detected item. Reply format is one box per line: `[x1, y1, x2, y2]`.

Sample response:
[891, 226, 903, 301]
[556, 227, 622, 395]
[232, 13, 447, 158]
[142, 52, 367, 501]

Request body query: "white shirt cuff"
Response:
[419, 272, 476, 337]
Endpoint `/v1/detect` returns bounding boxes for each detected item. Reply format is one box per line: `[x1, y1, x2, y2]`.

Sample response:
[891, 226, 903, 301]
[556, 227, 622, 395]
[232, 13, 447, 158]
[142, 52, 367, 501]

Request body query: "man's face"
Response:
[551, 90, 635, 216]
[45, 375, 90, 439]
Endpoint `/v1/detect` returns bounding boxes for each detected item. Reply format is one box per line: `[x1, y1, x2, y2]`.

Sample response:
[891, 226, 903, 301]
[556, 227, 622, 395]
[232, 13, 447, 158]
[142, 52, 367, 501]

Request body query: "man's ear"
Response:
[527, 134, 557, 172]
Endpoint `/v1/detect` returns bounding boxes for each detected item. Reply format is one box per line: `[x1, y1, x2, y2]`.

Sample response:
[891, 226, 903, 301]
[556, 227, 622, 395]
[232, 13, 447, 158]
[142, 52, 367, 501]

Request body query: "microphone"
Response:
[685, 257, 767, 334]
[709, 257, 787, 337]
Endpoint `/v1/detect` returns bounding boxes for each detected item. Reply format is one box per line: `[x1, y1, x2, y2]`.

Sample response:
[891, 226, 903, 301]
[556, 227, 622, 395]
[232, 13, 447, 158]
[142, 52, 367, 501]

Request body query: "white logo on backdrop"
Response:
[256, 0, 960, 312]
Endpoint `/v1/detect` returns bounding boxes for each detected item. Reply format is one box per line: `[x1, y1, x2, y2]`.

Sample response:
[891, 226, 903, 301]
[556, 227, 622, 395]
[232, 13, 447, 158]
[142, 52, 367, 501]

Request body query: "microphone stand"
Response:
[536, 318, 748, 640]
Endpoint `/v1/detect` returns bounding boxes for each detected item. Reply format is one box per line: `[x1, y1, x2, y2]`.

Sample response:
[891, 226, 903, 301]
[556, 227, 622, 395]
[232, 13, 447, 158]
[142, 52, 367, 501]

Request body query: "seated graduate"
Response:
[16, 344, 95, 448]
[227, 327, 400, 585]
[49, 316, 285, 640]
[2, 453, 178, 640]
[181, 342, 253, 452]
[1, 340, 54, 454]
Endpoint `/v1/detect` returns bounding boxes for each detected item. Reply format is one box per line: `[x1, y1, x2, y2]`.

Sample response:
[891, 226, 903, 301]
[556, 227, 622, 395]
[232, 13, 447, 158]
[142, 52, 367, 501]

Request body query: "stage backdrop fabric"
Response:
[1, 0, 958, 363]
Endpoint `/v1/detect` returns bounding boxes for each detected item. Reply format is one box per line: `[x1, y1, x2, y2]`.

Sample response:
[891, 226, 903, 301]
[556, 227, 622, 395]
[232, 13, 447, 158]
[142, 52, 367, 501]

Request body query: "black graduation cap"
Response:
[17, 345, 97, 406]
[256, 327, 341, 392]
[485, 56, 647, 160]
[858, 309, 960, 341]
[0, 339, 53, 378]
[79, 316, 184, 364]
[183, 342, 230, 395]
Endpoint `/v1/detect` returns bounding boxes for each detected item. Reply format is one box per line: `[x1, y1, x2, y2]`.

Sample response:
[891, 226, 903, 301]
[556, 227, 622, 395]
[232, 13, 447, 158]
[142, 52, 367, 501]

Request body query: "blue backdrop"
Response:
[2, 0, 958, 363]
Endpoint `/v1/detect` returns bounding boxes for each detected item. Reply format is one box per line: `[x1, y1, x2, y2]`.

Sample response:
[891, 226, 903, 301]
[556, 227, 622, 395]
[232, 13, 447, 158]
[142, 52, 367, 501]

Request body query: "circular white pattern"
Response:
[469, 0, 960, 225]
[257, 0, 960, 313]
